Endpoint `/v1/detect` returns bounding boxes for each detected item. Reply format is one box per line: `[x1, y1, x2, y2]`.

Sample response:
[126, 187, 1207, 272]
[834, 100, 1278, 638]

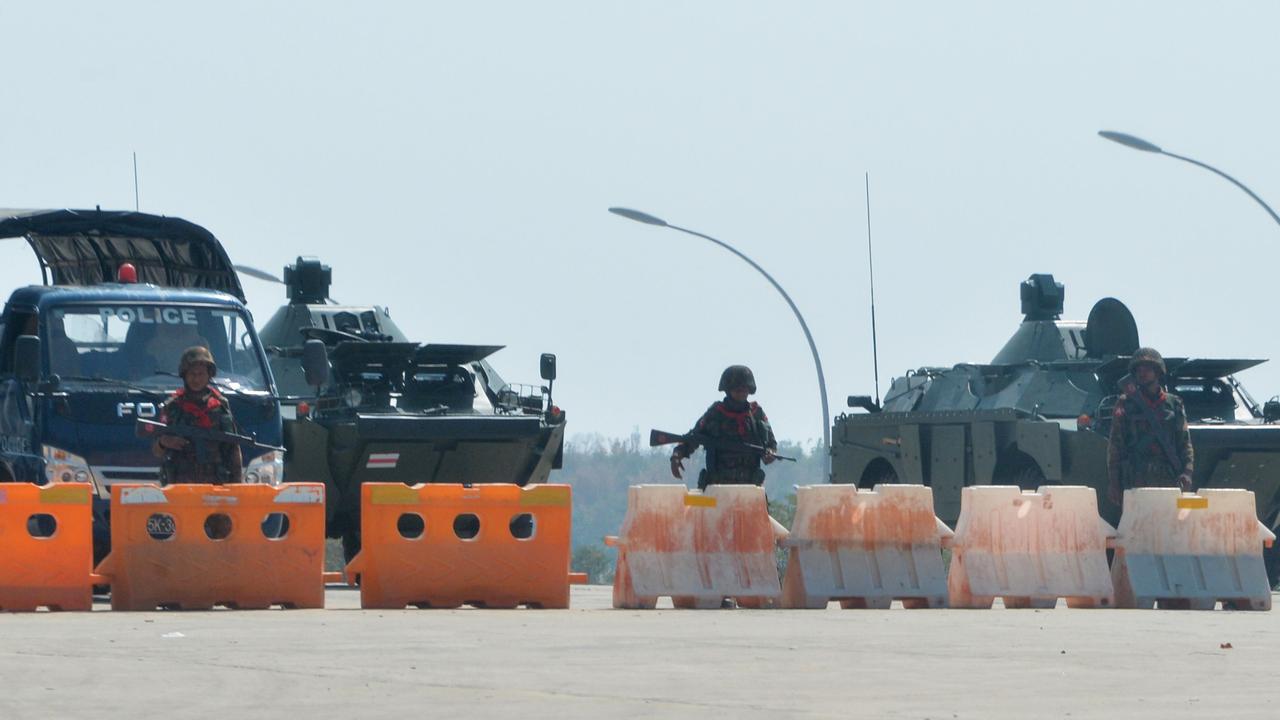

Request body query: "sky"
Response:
[1, 2, 1278, 444]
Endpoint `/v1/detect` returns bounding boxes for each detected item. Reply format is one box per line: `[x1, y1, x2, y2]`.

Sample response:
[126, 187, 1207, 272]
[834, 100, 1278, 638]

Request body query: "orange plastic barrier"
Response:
[0, 483, 94, 611]
[345, 483, 579, 609]
[948, 485, 1115, 609]
[94, 483, 326, 610]
[1112, 489, 1275, 610]
[781, 484, 952, 609]
[609, 485, 784, 609]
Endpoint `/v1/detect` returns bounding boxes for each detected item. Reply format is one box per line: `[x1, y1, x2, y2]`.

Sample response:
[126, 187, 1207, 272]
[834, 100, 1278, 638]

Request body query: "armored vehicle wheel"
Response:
[992, 452, 1046, 491]
[342, 526, 362, 564]
[858, 459, 899, 489]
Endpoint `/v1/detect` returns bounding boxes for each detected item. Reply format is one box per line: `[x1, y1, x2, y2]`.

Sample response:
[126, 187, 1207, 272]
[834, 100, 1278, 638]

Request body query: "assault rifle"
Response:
[137, 418, 285, 465]
[649, 429, 797, 462]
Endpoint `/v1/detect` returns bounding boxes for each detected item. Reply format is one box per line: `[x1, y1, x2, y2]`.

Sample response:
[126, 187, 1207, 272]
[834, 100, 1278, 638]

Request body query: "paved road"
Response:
[0, 586, 1274, 720]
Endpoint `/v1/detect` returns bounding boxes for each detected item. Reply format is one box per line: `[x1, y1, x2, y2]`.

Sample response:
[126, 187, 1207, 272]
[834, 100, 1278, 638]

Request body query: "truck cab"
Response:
[0, 209, 282, 560]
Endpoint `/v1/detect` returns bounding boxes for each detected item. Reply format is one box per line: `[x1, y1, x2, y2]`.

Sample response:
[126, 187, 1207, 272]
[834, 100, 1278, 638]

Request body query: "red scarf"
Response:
[173, 387, 223, 429]
[714, 401, 756, 437]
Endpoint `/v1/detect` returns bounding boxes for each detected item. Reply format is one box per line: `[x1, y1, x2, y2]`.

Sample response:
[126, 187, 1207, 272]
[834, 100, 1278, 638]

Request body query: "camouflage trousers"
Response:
[1120, 458, 1182, 489]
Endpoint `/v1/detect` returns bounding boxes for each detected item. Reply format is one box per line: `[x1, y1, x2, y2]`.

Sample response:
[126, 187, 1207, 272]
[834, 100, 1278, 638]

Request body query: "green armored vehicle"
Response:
[834, 273, 1280, 578]
[249, 257, 566, 557]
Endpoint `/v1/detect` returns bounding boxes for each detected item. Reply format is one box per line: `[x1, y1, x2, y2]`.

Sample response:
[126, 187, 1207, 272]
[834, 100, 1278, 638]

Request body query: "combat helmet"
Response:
[718, 365, 757, 394]
[1128, 347, 1166, 377]
[178, 346, 218, 378]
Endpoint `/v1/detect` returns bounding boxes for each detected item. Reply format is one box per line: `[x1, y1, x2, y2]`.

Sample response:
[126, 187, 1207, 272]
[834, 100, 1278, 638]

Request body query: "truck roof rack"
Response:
[0, 208, 244, 301]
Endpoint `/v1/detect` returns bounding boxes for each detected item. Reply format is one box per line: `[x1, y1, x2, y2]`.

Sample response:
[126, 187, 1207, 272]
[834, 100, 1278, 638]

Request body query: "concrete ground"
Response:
[0, 586, 1275, 720]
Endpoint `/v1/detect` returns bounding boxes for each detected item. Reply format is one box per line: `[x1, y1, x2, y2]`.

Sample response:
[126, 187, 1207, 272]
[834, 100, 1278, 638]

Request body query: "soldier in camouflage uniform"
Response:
[1106, 347, 1193, 506]
[670, 365, 778, 491]
[151, 346, 243, 485]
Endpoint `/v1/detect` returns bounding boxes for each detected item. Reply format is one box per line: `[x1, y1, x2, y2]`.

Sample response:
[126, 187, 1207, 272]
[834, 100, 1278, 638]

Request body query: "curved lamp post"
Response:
[608, 207, 831, 471]
[1098, 130, 1280, 229]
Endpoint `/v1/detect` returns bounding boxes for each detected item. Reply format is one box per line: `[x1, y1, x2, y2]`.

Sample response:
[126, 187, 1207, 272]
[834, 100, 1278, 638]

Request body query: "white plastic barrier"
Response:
[1112, 488, 1274, 611]
[781, 484, 951, 609]
[948, 485, 1115, 609]
[608, 484, 783, 609]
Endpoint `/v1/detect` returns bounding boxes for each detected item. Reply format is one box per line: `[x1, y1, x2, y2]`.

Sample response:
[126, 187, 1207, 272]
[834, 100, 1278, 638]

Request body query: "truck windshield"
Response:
[45, 305, 270, 393]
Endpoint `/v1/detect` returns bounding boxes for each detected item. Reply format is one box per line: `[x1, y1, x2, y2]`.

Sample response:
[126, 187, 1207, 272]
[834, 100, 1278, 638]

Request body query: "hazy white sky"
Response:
[2, 2, 1278, 443]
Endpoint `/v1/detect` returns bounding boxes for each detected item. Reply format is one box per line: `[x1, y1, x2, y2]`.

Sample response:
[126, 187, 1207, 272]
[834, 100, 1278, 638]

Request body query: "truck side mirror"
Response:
[14, 335, 40, 383]
[302, 339, 329, 388]
[540, 353, 557, 382]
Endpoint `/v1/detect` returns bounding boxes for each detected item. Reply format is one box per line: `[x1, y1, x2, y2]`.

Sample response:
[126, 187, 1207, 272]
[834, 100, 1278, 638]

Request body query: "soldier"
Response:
[152, 346, 243, 485]
[1106, 347, 1194, 506]
[670, 365, 778, 491]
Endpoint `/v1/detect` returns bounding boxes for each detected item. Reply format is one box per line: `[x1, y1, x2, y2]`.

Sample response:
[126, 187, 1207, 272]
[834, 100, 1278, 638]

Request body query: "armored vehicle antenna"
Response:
[865, 173, 881, 408]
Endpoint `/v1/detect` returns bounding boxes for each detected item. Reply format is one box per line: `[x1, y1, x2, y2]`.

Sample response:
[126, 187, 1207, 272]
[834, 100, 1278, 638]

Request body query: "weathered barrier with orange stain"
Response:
[781, 484, 952, 609]
[1112, 488, 1274, 610]
[948, 485, 1115, 609]
[608, 484, 785, 609]
[346, 483, 581, 609]
[94, 483, 326, 610]
[0, 483, 94, 611]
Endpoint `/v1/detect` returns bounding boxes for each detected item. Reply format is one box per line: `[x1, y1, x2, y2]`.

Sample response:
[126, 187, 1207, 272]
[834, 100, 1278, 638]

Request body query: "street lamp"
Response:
[1098, 130, 1280, 229]
[608, 207, 831, 471]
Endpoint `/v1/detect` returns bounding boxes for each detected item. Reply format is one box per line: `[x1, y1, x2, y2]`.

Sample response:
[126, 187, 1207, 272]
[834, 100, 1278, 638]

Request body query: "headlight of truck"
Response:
[244, 451, 283, 485]
[43, 446, 94, 485]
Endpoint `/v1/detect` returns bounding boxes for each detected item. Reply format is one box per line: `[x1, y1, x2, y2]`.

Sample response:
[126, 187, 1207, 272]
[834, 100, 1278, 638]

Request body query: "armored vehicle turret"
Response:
[250, 257, 566, 558]
[834, 273, 1280, 581]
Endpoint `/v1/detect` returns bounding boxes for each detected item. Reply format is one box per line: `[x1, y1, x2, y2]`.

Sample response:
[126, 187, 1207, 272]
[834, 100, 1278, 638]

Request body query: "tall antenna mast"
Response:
[132, 152, 140, 211]
[865, 172, 881, 407]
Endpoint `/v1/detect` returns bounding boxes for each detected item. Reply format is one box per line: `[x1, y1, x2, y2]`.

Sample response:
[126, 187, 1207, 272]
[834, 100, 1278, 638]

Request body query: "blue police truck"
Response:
[0, 209, 283, 561]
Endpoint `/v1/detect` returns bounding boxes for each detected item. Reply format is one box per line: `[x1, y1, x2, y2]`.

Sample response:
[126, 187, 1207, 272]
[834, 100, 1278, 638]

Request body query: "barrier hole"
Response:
[261, 512, 290, 540]
[146, 513, 176, 541]
[509, 513, 535, 540]
[204, 513, 234, 541]
[453, 513, 480, 540]
[397, 513, 425, 539]
[26, 513, 57, 538]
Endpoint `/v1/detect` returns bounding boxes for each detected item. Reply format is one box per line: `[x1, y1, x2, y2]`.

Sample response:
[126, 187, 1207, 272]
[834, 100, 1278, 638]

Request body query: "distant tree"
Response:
[768, 492, 798, 571]
[572, 544, 615, 585]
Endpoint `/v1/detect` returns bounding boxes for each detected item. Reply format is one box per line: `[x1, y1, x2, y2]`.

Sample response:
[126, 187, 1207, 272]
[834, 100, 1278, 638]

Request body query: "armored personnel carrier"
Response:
[834, 273, 1280, 579]
[251, 257, 565, 558]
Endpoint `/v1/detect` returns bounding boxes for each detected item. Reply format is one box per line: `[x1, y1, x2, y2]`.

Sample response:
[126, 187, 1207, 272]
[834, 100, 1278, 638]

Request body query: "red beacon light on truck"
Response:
[117, 263, 138, 284]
